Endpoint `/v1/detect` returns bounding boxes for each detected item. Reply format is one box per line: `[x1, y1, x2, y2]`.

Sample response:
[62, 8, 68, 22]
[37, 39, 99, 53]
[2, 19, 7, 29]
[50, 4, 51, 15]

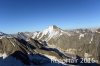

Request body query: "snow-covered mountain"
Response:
[0, 32, 5, 36]
[0, 35, 69, 66]
[1, 33, 86, 66]
[0, 32, 13, 39]
[31, 25, 72, 41]
[0, 26, 100, 66]
[17, 25, 100, 65]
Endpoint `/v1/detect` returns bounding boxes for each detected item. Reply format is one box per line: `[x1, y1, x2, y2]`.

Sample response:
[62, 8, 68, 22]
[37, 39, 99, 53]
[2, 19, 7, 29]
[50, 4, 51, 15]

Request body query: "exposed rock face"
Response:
[0, 26, 100, 66]
[0, 36, 69, 66]
[18, 25, 100, 65]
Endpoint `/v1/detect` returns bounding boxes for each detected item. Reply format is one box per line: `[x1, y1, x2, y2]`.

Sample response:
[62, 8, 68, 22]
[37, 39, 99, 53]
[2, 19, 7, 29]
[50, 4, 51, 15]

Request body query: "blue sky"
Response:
[0, 0, 100, 33]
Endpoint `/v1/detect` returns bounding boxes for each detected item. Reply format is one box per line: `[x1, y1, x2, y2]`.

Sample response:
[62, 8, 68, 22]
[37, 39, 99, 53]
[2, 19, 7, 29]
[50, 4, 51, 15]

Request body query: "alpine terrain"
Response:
[0, 25, 100, 66]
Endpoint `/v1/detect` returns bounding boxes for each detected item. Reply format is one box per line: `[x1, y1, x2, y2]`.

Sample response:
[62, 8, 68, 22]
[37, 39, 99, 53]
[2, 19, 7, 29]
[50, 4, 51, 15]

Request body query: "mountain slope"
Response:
[24, 25, 100, 65]
[0, 35, 70, 66]
[6, 25, 100, 66]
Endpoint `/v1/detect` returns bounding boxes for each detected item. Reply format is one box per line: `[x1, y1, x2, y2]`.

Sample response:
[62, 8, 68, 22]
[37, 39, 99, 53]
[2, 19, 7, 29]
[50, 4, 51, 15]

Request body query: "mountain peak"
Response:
[40, 25, 61, 38]
[0, 32, 5, 36]
[48, 25, 60, 30]
[49, 25, 58, 28]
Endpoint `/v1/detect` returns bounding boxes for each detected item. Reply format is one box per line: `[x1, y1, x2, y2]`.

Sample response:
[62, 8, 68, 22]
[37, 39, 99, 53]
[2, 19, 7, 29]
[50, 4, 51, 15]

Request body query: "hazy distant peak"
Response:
[0, 32, 6, 36]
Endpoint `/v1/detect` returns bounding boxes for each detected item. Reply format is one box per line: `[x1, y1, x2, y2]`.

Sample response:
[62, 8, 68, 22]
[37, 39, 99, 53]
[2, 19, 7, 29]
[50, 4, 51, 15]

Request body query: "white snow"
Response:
[96, 31, 100, 33]
[0, 53, 8, 59]
[0, 36, 3, 39]
[32, 32, 41, 39]
[60, 33, 63, 36]
[0, 36, 5, 39]
[89, 34, 94, 44]
[38, 25, 72, 41]
[25, 33, 31, 36]
[37, 32, 41, 38]
[18, 33, 28, 41]
[84, 53, 92, 58]
[32, 32, 38, 39]
[79, 33, 84, 39]
[65, 48, 76, 54]
[2, 53, 8, 59]
[9, 40, 15, 47]
[39, 26, 60, 41]
[31, 25, 72, 41]
[0, 32, 4, 35]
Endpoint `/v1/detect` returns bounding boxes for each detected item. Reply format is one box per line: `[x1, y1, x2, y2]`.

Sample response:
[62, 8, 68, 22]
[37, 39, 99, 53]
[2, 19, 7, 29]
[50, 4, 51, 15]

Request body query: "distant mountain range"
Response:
[0, 25, 100, 66]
